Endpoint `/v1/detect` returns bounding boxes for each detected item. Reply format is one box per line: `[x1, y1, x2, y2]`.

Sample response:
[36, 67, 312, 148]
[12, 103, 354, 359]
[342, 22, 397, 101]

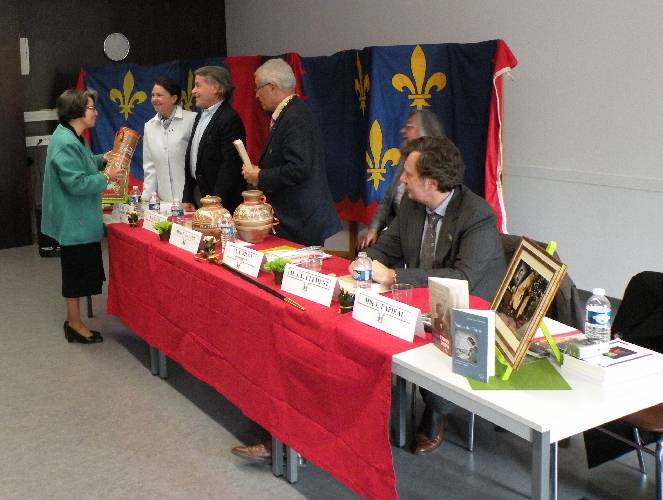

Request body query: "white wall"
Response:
[226, 0, 663, 297]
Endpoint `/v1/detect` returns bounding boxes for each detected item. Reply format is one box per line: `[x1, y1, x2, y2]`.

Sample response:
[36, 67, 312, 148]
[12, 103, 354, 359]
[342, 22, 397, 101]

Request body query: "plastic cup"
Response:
[303, 246, 323, 272]
[390, 283, 413, 305]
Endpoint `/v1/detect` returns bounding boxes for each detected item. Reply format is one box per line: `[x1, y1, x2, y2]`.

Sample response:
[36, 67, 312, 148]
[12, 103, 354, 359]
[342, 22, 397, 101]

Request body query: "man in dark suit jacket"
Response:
[241, 58, 340, 246]
[232, 58, 341, 464]
[367, 136, 506, 456]
[182, 66, 246, 213]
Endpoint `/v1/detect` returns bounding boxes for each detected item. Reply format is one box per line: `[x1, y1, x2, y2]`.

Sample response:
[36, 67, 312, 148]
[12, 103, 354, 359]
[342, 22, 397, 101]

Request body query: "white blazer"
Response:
[142, 105, 196, 201]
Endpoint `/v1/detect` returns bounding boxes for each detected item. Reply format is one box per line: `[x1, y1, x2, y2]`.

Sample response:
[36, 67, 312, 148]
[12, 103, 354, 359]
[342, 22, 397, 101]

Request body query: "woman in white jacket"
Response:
[142, 77, 196, 201]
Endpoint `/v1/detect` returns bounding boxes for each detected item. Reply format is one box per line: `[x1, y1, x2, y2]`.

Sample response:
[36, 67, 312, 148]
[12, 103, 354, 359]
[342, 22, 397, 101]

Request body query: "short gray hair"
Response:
[255, 58, 296, 92]
[409, 109, 445, 138]
[194, 65, 235, 99]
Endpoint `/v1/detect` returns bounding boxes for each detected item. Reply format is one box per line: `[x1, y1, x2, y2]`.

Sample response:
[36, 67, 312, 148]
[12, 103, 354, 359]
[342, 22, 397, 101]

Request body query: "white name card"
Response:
[142, 210, 168, 234]
[352, 289, 424, 342]
[169, 224, 202, 254]
[281, 263, 337, 307]
[222, 242, 264, 277]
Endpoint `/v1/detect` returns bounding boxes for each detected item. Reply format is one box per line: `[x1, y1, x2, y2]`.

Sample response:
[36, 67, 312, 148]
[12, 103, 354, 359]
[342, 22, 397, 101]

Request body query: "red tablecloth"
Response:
[107, 224, 486, 499]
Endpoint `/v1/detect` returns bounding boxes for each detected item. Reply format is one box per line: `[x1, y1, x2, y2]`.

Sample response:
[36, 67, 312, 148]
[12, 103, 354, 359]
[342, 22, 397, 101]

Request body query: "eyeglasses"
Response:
[86, 105, 97, 111]
[255, 82, 272, 92]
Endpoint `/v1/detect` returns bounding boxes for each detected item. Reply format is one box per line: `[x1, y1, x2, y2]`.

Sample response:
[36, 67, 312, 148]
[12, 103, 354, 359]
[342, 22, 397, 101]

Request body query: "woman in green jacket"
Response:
[41, 89, 123, 344]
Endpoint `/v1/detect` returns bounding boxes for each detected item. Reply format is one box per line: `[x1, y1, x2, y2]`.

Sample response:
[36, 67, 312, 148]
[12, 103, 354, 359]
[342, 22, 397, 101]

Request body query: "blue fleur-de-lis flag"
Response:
[78, 40, 516, 229]
[81, 58, 220, 183]
[301, 39, 517, 229]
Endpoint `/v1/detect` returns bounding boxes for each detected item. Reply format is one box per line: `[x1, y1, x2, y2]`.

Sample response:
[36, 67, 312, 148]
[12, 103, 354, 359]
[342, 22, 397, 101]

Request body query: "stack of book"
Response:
[561, 339, 663, 384]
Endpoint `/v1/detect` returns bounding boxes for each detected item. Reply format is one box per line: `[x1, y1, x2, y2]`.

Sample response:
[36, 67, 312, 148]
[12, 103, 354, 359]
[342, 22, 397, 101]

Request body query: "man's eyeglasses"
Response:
[255, 82, 272, 92]
[86, 105, 97, 111]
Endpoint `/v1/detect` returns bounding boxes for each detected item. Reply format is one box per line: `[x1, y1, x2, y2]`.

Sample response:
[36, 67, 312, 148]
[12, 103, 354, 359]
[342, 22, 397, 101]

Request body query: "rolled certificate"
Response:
[233, 139, 252, 167]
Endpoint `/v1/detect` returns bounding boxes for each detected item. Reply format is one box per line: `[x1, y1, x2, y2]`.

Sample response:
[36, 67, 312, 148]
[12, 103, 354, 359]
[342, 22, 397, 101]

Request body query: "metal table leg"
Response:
[466, 412, 475, 452]
[394, 375, 411, 448]
[285, 446, 298, 483]
[550, 441, 558, 500]
[149, 346, 159, 375]
[272, 436, 284, 477]
[158, 351, 168, 379]
[86, 295, 93, 318]
[532, 430, 551, 500]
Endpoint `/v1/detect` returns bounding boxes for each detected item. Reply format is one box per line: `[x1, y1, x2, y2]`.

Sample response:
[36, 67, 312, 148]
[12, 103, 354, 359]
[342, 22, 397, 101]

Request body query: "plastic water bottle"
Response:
[130, 185, 141, 208]
[170, 198, 185, 225]
[352, 252, 373, 289]
[585, 288, 611, 343]
[219, 213, 236, 251]
[148, 192, 160, 213]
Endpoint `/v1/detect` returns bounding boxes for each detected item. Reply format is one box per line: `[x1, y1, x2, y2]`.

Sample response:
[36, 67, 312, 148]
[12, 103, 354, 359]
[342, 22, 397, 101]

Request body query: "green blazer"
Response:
[41, 124, 107, 246]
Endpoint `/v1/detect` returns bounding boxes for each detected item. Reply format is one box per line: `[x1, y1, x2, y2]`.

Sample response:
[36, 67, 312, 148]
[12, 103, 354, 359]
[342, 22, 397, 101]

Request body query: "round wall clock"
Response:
[103, 33, 130, 61]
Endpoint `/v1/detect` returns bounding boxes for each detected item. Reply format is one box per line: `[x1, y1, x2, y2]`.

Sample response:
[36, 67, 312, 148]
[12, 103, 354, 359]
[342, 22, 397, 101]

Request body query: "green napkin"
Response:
[467, 357, 571, 390]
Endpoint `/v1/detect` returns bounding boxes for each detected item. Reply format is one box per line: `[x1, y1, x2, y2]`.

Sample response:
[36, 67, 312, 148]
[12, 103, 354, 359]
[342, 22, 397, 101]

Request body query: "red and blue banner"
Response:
[78, 40, 516, 230]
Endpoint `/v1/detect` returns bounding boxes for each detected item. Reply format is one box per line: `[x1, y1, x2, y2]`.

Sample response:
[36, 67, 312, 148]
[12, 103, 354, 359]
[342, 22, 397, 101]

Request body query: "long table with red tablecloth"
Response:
[107, 223, 485, 499]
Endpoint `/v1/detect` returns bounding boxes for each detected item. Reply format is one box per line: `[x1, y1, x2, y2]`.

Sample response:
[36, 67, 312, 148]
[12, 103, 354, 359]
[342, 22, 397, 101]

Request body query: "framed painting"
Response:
[491, 237, 567, 369]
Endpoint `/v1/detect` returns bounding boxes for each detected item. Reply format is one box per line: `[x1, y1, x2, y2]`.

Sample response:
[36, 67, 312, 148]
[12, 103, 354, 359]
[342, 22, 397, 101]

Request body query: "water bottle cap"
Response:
[592, 287, 606, 296]
[358, 251, 367, 257]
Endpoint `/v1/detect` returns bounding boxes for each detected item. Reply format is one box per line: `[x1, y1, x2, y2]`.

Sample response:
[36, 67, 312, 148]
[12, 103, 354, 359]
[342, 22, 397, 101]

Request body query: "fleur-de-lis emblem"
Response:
[109, 70, 147, 119]
[353, 53, 370, 114]
[366, 120, 401, 191]
[181, 70, 194, 111]
[392, 45, 446, 109]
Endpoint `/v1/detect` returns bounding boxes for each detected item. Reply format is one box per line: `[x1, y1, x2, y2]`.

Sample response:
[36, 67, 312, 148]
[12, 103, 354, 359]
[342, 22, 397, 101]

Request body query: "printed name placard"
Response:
[352, 289, 424, 342]
[169, 224, 202, 254]
[142, 210, 168, 234]
[281, 263, 337, 307]
[222, 242, 264, 277]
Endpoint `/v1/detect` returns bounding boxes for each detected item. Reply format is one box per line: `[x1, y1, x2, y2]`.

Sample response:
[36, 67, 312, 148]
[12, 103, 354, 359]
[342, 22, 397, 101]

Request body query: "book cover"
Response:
[561, 339, 663, 384]
[429, 277, 469, 356]
[451, 309, 496, 383]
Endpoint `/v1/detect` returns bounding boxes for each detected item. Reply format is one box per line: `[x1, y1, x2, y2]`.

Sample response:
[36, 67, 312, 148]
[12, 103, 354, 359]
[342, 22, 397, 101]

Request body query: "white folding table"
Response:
[393, 344, 663, 499]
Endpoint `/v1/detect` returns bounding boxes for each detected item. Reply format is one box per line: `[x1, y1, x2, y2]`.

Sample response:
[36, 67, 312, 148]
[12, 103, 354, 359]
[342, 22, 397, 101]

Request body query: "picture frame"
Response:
[490, 237, 567, 369]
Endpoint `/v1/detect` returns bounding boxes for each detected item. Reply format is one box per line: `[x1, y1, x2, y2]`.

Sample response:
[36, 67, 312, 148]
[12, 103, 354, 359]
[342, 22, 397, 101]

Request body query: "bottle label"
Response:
[149, 203, 159, 211]
[352, 268, 372, 281]
[587, 310, 611, 325]
[221, 225, 233, 236]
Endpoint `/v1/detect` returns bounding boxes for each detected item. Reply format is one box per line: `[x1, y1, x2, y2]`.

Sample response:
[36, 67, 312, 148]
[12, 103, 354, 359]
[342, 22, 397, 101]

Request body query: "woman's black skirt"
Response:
[60, 242, 106, 298]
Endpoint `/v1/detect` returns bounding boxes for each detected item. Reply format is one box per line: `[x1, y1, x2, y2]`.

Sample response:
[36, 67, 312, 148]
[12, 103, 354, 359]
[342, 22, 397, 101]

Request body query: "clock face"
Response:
[103, 33, 130, 61]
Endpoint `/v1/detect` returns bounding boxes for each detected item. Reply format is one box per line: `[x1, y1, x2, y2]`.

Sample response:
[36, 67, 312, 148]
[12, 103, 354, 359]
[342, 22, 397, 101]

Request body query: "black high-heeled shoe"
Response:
[63, 321, 103, 344]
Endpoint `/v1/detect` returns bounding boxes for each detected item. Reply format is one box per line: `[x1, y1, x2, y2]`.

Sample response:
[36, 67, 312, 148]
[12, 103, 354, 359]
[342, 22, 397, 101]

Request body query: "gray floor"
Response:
[0, 243, 655, 499]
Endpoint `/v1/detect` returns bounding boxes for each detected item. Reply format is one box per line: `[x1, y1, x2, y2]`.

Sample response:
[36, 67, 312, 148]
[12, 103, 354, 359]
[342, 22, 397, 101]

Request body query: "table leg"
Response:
[158, 351, 168, 379]
[550, 441, 558, 500]
[149, 346, 159, 376]
[394, 375, 411, 448]
[466, 412, 475, 452]
[285, 446, 298, 483]
[86, 296, 93, 318]
[271, 436, 284, 477]
[532, 430, 551, 500]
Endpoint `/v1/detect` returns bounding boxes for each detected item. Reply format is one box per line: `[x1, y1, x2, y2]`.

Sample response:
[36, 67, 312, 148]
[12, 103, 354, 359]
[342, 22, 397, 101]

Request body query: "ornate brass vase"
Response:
[233, 190, 278, 243]
[191, 195, 231, 240]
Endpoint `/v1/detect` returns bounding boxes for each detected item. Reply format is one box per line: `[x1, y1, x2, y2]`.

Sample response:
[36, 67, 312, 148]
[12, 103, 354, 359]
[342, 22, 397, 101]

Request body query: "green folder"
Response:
[467, 356, 571, 390]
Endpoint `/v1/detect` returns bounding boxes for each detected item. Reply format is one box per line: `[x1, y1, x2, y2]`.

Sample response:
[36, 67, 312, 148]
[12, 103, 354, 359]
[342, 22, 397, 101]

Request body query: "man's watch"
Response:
[391, 269, 398, 285]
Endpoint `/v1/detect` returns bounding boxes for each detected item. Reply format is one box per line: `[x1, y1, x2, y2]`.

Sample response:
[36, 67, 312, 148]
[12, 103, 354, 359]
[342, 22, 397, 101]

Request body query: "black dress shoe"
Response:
[63, 321, 102, 344]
